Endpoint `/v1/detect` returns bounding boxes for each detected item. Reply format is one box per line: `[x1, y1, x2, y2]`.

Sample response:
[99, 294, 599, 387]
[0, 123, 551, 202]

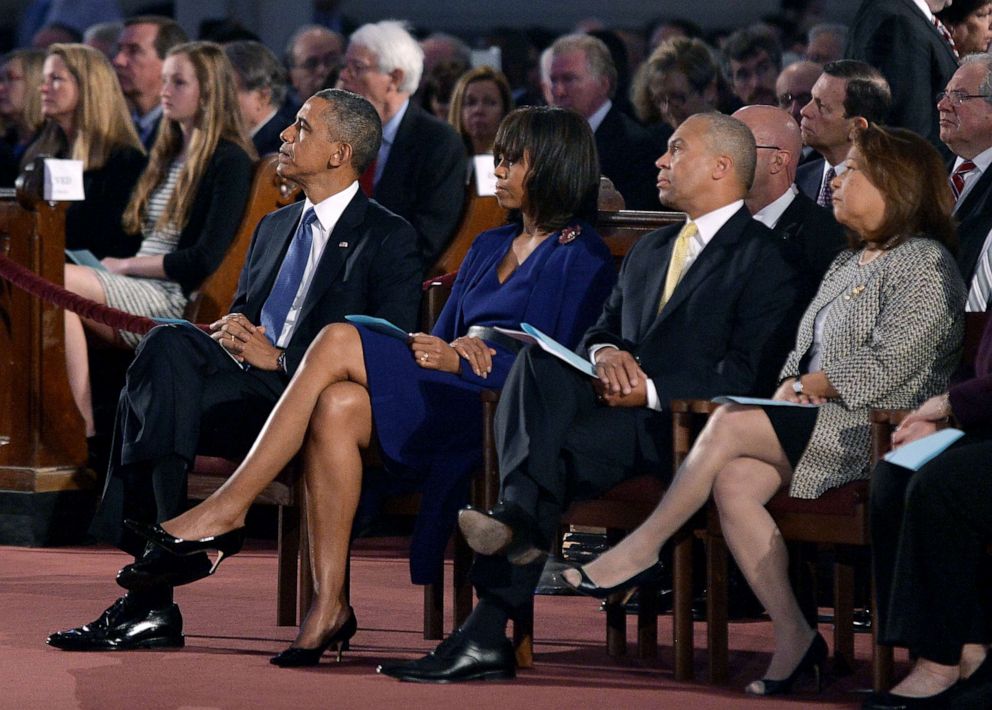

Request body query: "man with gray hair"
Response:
[285, 24, 345, 109]
[805, 23, 848, 64]
[543, 33, 661, 210]
[83, 20, 122, 58]
[338, 20, 466, 268]
[225, 40, 296, 156]
[379, 112, 802, 683]
[937, 54, 992, 310]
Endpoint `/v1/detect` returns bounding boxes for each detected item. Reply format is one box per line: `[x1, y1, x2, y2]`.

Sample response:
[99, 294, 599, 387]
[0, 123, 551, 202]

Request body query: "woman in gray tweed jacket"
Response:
[562, 124, 966, 696]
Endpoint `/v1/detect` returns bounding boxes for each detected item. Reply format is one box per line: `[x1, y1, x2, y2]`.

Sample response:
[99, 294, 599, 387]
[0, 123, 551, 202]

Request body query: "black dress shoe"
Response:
[124, 519, 245, 575]
[47, 597, 184, 651]
[377, 630, 515, 683]
[116, 551, 213, 591]
[458, 503, 545, 566]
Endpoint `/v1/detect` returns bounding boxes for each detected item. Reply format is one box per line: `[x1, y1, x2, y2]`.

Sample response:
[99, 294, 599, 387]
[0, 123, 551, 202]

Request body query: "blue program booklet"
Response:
[711, 395, 820, 408]
[494, 324, 597, 377]
[65, 249, 106, 270]
[883, 428, 965, 471]
[345, 314, 411, 342]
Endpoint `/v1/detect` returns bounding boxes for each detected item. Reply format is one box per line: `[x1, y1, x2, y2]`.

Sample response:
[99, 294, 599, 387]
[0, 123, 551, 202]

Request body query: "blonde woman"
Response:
[0, 48, 44, 183]
[63, 41, 255, 440]
[447, 66, 513, 156]
[23, 43, 146, 258]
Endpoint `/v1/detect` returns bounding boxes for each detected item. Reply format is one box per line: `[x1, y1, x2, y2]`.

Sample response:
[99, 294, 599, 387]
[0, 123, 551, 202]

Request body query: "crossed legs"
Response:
[64, 264, 116, 437]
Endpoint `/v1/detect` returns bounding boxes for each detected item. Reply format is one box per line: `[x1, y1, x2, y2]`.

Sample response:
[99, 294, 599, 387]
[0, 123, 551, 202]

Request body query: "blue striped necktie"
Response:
[260, 207, 319, 344]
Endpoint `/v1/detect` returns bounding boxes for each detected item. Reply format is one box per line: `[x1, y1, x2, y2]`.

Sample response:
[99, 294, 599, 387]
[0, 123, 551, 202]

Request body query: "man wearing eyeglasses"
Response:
[938, 54, 992, 311]
[796, 60, 891, 208]
[775, 60, 822, 164]
[285, 25, 344, 110]
[337, 20, 466, 269]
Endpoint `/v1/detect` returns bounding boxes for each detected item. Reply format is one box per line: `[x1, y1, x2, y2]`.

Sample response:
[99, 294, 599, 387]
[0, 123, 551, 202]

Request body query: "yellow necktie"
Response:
[658, 221, 697, 312]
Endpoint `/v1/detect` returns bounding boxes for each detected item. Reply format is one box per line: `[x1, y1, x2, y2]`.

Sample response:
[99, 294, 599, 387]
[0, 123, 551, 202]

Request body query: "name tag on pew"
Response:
[43, 159, 85, 201]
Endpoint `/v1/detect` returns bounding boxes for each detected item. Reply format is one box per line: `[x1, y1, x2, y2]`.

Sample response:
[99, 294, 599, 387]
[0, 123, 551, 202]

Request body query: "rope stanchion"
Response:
[0, 253, 208, 335]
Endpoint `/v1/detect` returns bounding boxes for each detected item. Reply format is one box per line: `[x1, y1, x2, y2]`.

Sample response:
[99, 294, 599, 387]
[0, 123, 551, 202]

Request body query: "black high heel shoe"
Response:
[746, 632, 828, 696]
[270, 607, 358, 667]
[560, 560, 665, 601]
[124, 519, 246, 576]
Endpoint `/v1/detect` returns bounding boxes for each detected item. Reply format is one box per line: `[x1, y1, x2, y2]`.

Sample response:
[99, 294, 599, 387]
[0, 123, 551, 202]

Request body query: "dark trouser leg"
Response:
[475, 347, 671, 619]
[875, 438, 992, 664]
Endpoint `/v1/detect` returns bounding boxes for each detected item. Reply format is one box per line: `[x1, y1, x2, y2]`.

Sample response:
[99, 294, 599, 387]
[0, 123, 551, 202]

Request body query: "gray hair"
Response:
[284, 24, 344, 67]
[693, 111, 757, 191]
[225, 40, 288, 108]
[549, 33, 618, 97]
[961, 53, 992, 106]
[422, 32, 471, 66]
[83, 21, 122, 47]
[312, 88, 382, 174]
[807, 22, 848, 45]
[349, 20, 423, 95]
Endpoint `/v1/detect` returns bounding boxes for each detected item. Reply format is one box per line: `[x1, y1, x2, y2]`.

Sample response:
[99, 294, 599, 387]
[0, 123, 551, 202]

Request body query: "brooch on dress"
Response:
[558, 225, 581, 244]
[844, 285, 866, 301]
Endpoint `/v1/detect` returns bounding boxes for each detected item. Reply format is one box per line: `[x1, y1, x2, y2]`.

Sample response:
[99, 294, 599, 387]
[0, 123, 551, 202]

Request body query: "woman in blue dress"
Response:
[131, 106, 617, 666]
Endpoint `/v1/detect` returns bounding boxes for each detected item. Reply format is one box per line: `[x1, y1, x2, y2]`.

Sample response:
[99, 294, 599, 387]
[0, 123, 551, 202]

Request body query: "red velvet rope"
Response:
[0, 253, 202, 335]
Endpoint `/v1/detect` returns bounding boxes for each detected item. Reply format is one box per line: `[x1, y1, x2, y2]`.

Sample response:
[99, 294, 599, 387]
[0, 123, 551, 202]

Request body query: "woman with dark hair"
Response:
[62, 41, 254, 439]
[938, 0, 992, 56]
[448, 65, 513, 155]
[561, 124, 966, 696]
[128, 106, 616, 667]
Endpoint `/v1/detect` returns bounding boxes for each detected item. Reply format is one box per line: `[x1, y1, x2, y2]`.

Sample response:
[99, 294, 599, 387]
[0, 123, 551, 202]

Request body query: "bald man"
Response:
[734, 105, 845, 304]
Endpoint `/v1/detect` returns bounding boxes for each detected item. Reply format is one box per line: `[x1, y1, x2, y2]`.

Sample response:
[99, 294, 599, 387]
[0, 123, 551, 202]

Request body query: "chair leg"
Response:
[637, 581, 659, 659]
[513, 601, 534, 668]
[706, 532, 729, 684]
[673, 528, 694, 680]
[453, 529, 474, 631]
[604, 528, 628, 657]
[276, 504, 301, 626]
[832, 554, 856, 675]
[424, 567, 444, 640]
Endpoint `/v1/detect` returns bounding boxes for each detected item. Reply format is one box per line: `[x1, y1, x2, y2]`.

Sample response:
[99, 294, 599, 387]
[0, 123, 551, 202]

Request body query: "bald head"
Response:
[733, 105, 802, 212]
[775, 60, 821, 124]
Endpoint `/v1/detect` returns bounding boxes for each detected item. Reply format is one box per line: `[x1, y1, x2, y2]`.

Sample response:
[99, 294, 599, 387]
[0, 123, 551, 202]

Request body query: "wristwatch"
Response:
[276, 350, 288, 374]
[792, 377, 804, 395]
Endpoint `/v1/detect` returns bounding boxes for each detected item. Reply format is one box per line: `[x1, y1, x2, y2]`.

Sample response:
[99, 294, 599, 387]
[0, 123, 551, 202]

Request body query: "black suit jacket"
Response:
[796, 158, 826, 202]
[773, 191, 847, 306]
[373, 102, 467, 268]
[231, 190, 423, 375]
[954, 164, 992, 284]
[595, 105, 664, 211]
[251, 108, 295, 157]
[847, 0, 958, 150]
[581, 206, 802, 405]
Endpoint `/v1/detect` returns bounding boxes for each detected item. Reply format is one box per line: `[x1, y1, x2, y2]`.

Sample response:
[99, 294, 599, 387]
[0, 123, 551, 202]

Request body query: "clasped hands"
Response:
[593, 348, 648, 407]
[409, 334, 496, 378]
[210, 313, 281, 370]
[891, 393, 950, 449]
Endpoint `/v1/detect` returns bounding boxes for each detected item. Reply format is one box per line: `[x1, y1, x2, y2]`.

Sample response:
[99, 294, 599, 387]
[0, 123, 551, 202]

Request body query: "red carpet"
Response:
[1, 539, 891, 709]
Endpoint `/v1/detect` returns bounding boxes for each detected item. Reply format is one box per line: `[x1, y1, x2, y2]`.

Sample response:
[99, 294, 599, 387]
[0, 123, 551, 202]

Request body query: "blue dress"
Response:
[357, 220, 616, 583]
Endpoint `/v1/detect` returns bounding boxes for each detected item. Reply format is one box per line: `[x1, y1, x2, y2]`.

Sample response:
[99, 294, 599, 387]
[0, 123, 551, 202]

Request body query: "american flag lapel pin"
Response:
[338, 241, 349, 247]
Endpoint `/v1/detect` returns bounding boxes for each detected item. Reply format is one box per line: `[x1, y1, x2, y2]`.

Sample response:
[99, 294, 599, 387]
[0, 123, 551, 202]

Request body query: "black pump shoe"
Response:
[116, 551, 213, 591]
[560, 561, 665, 602]
[746, 632, 828, 696]
[271, 607, 358, 667]
[125, 519, 245, 576]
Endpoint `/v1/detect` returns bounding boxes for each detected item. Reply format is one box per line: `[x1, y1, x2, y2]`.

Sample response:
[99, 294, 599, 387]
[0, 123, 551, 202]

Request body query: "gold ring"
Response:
[422, 352, 429, 362]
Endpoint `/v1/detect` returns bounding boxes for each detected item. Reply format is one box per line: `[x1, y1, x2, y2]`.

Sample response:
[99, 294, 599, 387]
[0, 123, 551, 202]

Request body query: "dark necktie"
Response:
[950, 160, 977, 202]
[260, 207, 319, 345]
[933, 16, 960, 59]
[817, 167, 836, 209]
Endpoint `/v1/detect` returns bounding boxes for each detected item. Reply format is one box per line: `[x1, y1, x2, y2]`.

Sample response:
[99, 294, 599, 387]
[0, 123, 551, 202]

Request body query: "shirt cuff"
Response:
[645, 378, 662, 411]
[588, 343, 618, 365]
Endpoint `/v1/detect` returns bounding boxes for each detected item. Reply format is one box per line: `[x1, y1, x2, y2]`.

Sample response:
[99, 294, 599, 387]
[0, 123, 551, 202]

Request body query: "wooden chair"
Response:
[427, 175, 506, 278]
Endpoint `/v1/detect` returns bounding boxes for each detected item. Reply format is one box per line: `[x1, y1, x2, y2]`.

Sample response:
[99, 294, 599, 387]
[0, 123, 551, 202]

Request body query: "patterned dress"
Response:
[94, 160, 186, 347]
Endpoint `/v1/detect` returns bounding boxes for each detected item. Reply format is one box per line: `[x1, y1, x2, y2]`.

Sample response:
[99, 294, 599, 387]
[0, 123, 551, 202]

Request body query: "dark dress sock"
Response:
[459, 599, 510, 646]
[125, 585, 174, 611]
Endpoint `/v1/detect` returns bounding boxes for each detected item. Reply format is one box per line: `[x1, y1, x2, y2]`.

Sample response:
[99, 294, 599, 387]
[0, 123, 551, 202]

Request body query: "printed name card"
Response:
[474, 154, 498, 197]
[44, 159, 85, 201]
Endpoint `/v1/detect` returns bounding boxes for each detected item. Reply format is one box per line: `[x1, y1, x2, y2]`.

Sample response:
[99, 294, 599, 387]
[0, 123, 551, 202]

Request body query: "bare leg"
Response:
[562, 404, 790, 589]
[712, 458, 814, 687]
[160, 323, 369, 540]
[63, 265, 113, 437]
[292, 381, 371, 648]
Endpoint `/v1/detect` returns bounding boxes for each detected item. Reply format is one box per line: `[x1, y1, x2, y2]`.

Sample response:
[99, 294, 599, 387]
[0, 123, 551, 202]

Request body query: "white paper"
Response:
[44, 159, 85, 201]
[883, 428, 965, 471]
[497, 323, 596, 377]
[473, 155, 498, 197]
[711, 395, 820, 408]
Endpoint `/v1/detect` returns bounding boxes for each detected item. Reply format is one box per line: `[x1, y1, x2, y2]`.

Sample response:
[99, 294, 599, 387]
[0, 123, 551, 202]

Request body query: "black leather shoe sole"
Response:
[47, 632, 184, 651]
[116, 552, 212, 591]
[458, 508, 545, 566]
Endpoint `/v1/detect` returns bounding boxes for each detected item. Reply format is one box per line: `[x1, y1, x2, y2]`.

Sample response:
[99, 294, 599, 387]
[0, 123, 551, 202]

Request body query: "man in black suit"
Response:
[225, 40, 297, 157]
[379, 112, 802, 683]
[337, 20, 467, 269]
[939, 54, 992, 311]
[847, 0, 958, 152]
[734, 105, 845, 304]
[47, 89, 423, 652]
[544, 33, 662, 210]
[796, 61, 891, 207]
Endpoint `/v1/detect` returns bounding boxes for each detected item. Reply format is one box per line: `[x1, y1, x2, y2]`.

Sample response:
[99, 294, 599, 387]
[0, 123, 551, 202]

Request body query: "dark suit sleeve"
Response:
[580, 241, 644, 353]
[413, 126, 467, 265]
[358, 219, 423, 333]
[163, 144, 254, 291]
[227, 216, 267, 317]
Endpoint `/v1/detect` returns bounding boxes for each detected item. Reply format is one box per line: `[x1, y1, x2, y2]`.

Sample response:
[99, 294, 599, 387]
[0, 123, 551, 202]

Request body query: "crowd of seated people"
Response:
[0, 1, 982, 707]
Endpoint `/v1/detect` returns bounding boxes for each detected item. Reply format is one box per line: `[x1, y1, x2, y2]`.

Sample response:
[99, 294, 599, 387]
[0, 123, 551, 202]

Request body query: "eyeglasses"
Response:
[755, 144, 782, 150]
[936, 90, 992, 106]
[777, 92, 811, 107]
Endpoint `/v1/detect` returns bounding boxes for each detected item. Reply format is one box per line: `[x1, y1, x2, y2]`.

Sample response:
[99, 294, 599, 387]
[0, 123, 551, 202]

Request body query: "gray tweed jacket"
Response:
[778, 237, 966, 498]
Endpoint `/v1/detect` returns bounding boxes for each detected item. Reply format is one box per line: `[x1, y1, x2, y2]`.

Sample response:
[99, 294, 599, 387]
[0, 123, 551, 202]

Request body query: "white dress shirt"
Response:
[752, 185, 798, 229]
[586, 99, 612, 133]
[273, 181, 360, 347]
[591, 199, 746, 411]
